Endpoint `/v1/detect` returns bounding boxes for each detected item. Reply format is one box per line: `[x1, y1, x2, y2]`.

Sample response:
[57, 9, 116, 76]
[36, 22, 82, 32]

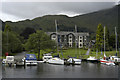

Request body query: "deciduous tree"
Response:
[25, 30, 56, 60]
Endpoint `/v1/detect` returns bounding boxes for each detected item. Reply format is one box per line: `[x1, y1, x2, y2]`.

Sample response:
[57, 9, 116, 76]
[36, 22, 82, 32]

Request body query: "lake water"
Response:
[1, 62, 119, 78]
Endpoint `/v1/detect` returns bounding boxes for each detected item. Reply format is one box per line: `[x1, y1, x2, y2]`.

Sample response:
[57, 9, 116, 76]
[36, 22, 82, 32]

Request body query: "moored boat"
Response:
[106, 61, 115, 66]
[67, 58, 81, 65]
[42, 53, 53, 63]
[25, 54, 38, 66]
[100, 59, 108, 64]
[48, 57, 64, 65]
[87, 56, 98, 63]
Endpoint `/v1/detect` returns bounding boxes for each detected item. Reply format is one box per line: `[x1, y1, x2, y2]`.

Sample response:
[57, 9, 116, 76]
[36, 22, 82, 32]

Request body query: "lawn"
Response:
[27, 48, 119, 59]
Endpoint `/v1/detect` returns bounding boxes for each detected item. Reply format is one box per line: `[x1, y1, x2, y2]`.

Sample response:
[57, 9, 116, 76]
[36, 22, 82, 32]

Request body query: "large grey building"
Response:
[47, 31, 89, 48]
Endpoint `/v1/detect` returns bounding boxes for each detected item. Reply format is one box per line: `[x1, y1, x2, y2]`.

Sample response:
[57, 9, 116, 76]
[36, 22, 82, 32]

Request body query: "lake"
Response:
[2, 62, 119, 78]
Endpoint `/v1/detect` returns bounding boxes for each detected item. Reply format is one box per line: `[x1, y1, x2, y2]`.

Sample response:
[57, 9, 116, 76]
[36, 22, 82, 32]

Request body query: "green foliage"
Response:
[2, 31, 23, 55]
[95, 24, 110, 51]
[95, 24, 104, 51]
[20, 27, 36, 39]
[25, 30, 56, 60]
[109, 34, 115, 50]
[2, 24, 23, 56]
[4, 24, 11, 32]
[104, 27, 110, 51]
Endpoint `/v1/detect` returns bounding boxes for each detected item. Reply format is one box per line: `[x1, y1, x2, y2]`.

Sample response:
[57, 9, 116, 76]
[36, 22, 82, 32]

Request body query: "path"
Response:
[14, 51, 27, 60]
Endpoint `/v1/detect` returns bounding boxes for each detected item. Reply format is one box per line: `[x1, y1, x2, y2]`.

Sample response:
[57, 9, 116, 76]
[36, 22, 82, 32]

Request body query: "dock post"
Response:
[24, 59, 26, 68]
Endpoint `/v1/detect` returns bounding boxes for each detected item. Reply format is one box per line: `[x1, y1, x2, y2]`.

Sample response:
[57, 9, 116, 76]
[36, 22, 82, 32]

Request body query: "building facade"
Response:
[47, 31, 89, 48]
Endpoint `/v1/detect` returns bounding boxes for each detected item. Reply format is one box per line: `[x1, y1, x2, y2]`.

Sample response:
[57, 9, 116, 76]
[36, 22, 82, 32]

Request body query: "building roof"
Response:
[46, 31, 89, 36]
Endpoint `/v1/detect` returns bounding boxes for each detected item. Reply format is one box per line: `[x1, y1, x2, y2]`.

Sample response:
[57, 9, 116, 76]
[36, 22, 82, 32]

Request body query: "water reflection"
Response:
[2, 62, 118, 78]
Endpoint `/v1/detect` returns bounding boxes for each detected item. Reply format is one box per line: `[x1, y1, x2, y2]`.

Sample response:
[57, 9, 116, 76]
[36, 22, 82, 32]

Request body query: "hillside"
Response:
[2, 4, 120, 36]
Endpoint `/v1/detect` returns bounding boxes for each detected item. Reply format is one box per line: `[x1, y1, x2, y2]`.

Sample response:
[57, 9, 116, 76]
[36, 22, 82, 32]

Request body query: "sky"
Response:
[0, 0, 120, 22]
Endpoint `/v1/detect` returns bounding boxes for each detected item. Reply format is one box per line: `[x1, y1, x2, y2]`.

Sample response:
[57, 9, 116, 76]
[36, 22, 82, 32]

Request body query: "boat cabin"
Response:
[43, 53, 52, 62]
[25, 54, 37, 61]
[110, 56, 120, 62]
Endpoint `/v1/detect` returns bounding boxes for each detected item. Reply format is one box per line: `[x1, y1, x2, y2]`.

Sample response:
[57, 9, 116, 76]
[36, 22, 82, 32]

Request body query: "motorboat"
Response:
[87, 56, 98, 62]
[25, 54, 38, 66]
[48, 57, 64, 65]
[2, 56, 14, 64]
[67, 58, 81, 65]
[42, 53, 53, 63]
[2, 56, 15, 67]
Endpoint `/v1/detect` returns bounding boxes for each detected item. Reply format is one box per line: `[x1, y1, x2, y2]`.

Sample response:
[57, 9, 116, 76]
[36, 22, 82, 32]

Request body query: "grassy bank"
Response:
[28, 48, 119, 59]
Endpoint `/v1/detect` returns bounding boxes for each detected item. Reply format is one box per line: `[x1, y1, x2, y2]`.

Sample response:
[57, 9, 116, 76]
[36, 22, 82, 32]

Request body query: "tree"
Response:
[20, 27, 36, 39]
[109, 34, 115, 49]
[2, 31, 23, 54]
[2, 24, 23, 55]
[104, 27, 110, 51]
[95, 24, 104, 51]
[25, 30, 56, 60]
[4, 24, 11, 32]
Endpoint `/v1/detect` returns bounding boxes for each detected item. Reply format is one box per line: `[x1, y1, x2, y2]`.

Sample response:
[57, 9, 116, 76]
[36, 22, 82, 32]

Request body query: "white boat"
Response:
[42, 53, 53, 63]
[2, 56, 14, 64]
[108, 27, 120, 64]
[100, 59, 108, 64]
[106, 61, 115, 66]
[47, 20, 64, 65]
[110, 56, 120, 62]
[87, 56, 97, 61]
[67, 58, 81, 65]
[48, 57, 64, 65]
[87, 56, 98, 63]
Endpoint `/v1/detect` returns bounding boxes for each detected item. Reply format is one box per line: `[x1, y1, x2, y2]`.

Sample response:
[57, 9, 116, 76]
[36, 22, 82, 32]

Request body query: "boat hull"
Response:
[48, 58, 64, 65]
[25, 60, 38, 66]
[100, 59, 108, 64]
[66, 58, 81, 65]
[87, 60, 99, 63]
[106, 61, 115, 66]
[48, 61, 64, 65]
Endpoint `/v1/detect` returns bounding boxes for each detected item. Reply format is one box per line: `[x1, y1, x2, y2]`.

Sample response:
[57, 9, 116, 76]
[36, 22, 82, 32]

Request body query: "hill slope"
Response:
[2, 5, 120, 35]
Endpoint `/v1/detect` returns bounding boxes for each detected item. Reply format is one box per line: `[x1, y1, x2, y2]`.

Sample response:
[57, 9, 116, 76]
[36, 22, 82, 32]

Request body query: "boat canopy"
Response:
[25, 54, 37, 60]
[53, 54, 59, 58]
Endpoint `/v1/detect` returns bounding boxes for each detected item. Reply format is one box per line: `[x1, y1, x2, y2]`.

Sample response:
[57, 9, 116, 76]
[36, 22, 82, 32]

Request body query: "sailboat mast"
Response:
[55, 20, 58, 55]
[104, 26, 105, 54]
[115, 27, 117, 53]
[75, 25, 77, 57]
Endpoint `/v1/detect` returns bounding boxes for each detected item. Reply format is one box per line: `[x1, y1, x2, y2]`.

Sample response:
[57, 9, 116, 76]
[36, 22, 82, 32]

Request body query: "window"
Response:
[70, 44, 72, 47]
[69, 36, 72, 38]
[80, 36, 82, 39]
[70, 40, 72, 42]
[52, 35, 56, 38]
[80, 40, 82, 42]
[80, 44, 82, 47]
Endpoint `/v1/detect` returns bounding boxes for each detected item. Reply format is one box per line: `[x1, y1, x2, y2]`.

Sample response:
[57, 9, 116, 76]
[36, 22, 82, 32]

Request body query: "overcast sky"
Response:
[0, 0, 120, 22]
